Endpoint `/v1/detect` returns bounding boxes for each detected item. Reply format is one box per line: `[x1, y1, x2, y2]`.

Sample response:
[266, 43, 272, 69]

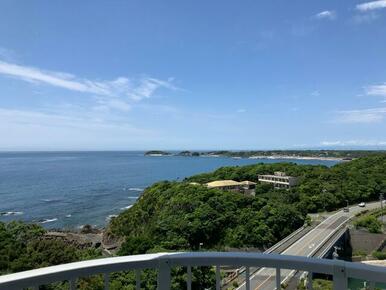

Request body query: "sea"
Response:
[0, 151, 340, 229]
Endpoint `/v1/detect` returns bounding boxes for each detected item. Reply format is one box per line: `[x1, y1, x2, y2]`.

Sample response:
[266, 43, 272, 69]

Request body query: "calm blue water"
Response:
[0, 151, 339, 229]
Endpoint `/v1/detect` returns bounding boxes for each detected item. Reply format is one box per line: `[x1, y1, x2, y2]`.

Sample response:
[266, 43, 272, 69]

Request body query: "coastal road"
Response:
[236, 201, 381, 290]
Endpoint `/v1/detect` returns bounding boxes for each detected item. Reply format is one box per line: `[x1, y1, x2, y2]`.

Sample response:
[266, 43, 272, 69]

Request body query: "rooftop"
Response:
[206, 180, 241, 187]
[206, 180, 256, 188]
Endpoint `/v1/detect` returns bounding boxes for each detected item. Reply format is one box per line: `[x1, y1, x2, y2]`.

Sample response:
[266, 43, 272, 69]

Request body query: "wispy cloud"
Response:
[321, 140, 386, 147]
[314, 10, 336, 20]
[356, 0, 386, 11]
[0, 60, 178, 102]
[334, 107, 386, 123]
[363, 83, 386, 103]
[365, 83, 386, 96]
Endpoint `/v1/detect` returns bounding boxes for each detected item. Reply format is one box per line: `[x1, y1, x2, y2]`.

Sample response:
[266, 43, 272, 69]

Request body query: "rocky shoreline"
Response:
[45, 225, 122, 256]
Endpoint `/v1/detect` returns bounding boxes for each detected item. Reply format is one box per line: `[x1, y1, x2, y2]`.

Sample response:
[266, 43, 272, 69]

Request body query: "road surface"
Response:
[236, 201, 381, 290]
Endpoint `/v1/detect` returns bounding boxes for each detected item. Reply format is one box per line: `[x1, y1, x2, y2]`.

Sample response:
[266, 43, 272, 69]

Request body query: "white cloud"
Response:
[320, 141, 342, 146]
[315, 10, 336, 20]
[363, 83, 386, 103]
[356, 0, 386, 11]
[334, 107, 386, 123]
[321, 140, 386, 146]
[0, 60, 178, 101]
[365, 83, 386, 96]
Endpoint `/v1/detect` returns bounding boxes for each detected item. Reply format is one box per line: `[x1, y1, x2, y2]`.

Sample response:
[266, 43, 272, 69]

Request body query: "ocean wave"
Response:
[39, 218, 58, 224]
[128, 196, 138, 200]
[65, 214, 72, 218]
[0, 211, 23, 216]
[41, 198, 62, 203]
[128, 187, 143, 192]
[105, 214, 118, 222]
[120, 205, 133, 210]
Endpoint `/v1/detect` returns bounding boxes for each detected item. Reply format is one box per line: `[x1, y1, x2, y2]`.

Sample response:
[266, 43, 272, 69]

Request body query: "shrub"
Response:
[355, 216, 382, 233]
[372, 251, 386, 260]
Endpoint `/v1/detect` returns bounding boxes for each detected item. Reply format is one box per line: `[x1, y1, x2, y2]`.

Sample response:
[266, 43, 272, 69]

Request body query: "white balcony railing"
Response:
[1, 252, 386, 290]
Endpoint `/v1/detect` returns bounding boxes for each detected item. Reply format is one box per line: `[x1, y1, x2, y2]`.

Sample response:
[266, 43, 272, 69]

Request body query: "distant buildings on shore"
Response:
[258, 171, 298, 189]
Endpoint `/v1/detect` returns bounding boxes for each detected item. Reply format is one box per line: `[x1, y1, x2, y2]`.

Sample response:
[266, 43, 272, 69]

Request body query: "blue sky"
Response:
[0, 1, 386, 150]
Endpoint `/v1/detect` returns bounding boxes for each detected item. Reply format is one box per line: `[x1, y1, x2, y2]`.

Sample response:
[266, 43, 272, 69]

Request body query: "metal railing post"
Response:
[69, 279, 76, 290]
[187, 266, 192, 290]
[245, 266, 250, 290]
[158, 259, 171, 290]
[307, 272, 313, 290]
[104, 273, 109, 290]
[276, 268, 281, 290]
[136, 269, 141, 290]
[215, 265, 220, 290]
[332, 261, 347, 290]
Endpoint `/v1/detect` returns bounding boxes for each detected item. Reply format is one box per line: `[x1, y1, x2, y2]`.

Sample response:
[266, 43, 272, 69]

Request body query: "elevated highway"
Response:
[235, 201, 381, 290]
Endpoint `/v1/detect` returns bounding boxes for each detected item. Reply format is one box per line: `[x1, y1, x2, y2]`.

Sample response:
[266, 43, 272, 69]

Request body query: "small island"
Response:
[176, 150, 200, 156]
[144, 150, 171, 156]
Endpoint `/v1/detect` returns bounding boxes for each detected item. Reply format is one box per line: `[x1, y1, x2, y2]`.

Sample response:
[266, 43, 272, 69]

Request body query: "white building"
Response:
[258, 171, 298, 189]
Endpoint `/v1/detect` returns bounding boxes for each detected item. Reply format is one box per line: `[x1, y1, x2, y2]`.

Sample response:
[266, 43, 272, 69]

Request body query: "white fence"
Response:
[1, 252, 386, 290]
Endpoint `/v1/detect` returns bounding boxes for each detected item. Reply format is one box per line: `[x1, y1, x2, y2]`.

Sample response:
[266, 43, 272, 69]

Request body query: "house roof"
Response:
[206, 180, 256, 188]
[189, 182, 200, 185]
[206, 180, 241, 188]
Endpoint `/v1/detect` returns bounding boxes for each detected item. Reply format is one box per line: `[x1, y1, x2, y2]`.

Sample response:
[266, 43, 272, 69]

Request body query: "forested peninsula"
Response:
[144, 149, 384, 159]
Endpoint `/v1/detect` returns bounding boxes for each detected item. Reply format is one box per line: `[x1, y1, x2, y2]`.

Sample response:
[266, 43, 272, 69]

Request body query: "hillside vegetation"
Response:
[111, 154, 386, 254]
[110, 182, 304, 253]
[0, 221, 101, 275]
[186, 154, 386, 213]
